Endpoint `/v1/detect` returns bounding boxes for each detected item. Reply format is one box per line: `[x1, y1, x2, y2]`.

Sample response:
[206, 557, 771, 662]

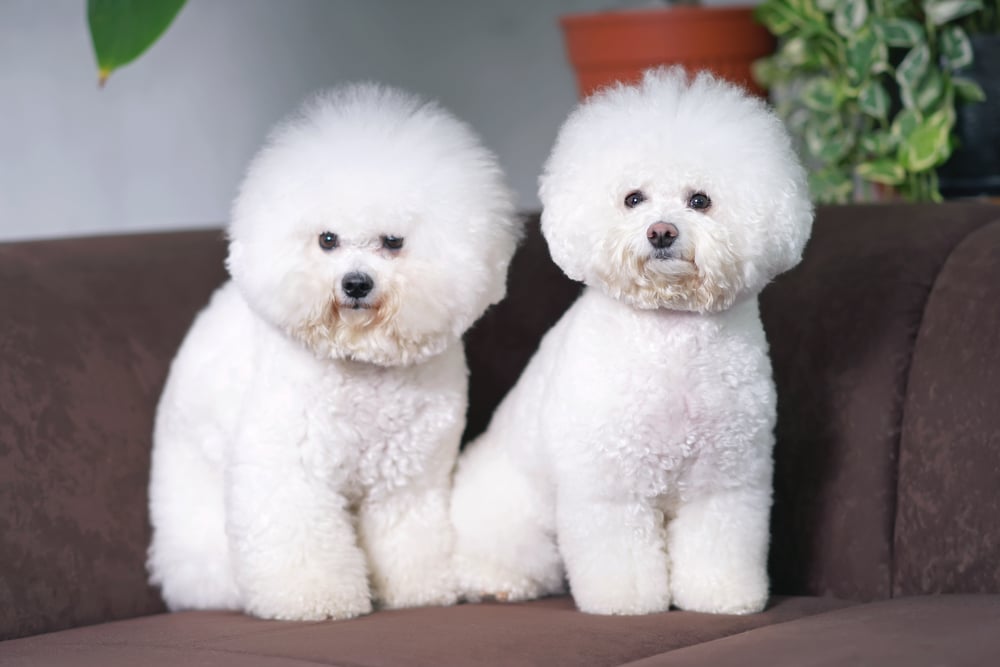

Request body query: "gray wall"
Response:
[0, 0, 747, 241]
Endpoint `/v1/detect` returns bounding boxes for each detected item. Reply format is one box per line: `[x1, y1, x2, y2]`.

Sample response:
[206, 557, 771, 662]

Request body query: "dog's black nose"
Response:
[647, 222, 679, 249]
[342, 272, 374, 299]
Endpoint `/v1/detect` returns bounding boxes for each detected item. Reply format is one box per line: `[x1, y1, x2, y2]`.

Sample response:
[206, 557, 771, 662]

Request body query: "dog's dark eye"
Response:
[624, 190, 646, 209]
[318, 232, 339, 250]
[382, 235, 404, 251]
[688, 192, 711, 211]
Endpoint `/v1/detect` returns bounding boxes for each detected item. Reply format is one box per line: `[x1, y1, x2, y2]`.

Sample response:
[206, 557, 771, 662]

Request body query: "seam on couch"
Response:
[887, 216, 1000, 598]
[609, 600, 868, 667]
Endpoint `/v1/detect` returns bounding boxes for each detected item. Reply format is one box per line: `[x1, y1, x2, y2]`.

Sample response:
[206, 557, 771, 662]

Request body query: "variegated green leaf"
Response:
[858, 80, 890, 119]
[802, 78, 843, 111]
[953, 76, 987, 102]
[846, 29, 881, 85]
[915, 70, 946, 112]
[891, 108, 921, 141]
[901, 116, 951, 171]
[817, 0, 839, 10]
[856, 159, 906, 185]
[923, 0, 983, 26]
[941, 25, 974, 70]
[860, 130, 896, 156]
[754, 2, 796, 36]
[875, 18, 924, 47]
[834, 0, 869, 37]
[809, 167, 854, 204]
[896, 44, 930, 101]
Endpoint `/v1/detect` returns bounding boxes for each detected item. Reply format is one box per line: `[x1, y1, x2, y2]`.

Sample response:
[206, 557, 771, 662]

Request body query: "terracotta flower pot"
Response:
[560, 6, 776, 99]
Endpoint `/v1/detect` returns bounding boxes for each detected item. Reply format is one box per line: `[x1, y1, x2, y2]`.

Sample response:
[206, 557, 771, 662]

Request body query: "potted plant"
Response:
[753, 0, 994, 203]
[560, 1, 776, 100]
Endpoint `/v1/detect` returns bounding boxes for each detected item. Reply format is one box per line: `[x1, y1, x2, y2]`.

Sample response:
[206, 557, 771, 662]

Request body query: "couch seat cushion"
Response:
[622, 594, 1000, 666]
[0, 595, 850, 666]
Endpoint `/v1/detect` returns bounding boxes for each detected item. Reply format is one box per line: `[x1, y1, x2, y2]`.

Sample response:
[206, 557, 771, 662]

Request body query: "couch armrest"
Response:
[894, 219, 1000, 595]
[0, 230, 227, 640]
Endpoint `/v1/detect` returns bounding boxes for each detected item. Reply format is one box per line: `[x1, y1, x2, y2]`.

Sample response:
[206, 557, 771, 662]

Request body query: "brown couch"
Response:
[2, 203, 999, 666]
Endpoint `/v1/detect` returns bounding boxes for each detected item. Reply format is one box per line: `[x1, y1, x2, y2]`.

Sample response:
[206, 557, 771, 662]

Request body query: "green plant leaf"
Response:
[809, 167, 854, 203]
[858, 80, 891, 119]
[846, 28, 883, 84]
[755, 1, 796, 36]
[834, 0, 869, 37]
[901, 114, 951, 171]
[88, 0, 187, 86]
[922, 0, 983, 26]
[802, 78, 843, 111]
[940, 25, 974, 69]
[860, 130, 896, 155]
[915, 70, 946, 112]
[875, 18, 924, 46]
[816, 0, 839, 11]
[953, 76, 987, 102]
[804, 112, 855, 163]
[856, 159, 906, 185]
[896, 44, 930, 108]
[891, 108, 922, 141]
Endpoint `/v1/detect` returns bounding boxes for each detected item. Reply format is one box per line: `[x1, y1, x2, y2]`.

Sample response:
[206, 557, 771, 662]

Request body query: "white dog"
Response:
[451, 68, 813, 616]
[147, 84, 520, 621]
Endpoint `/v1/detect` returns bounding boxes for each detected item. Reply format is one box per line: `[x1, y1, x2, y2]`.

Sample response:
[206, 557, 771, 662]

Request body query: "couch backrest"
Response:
[0, 230, 228, 640]
[759, 203, 1000, 601]
[1, 205, 998, 640]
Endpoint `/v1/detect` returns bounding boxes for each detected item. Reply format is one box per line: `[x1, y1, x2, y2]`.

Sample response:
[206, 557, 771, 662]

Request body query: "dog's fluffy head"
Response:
[227, 84, 520, 366]
[539, 67, 813, 313]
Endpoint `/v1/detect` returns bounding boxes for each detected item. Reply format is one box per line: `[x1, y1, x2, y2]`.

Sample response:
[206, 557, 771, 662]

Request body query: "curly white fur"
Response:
[147, 83, 520, 621]
[451, 68, 813, 615]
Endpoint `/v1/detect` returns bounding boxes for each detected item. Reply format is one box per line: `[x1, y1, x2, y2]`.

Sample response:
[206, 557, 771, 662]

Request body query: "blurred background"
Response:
[0, 0, 747, 241]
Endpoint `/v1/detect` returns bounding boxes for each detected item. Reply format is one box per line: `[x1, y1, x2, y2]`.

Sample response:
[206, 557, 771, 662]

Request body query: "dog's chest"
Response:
[565, 296, 771, 501]
[300, 363, 461, 499]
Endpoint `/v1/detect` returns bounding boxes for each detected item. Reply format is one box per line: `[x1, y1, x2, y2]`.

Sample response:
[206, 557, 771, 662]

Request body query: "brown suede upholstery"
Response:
[1, 203, 999, 665]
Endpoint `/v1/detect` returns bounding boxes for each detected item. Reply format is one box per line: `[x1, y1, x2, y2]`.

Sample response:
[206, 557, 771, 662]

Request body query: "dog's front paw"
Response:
[569, 566, 671, 616]
[376, 563, 458, 610]
[670, 567, 768, 615]
[454, 554, 554, 604]
[243, 572, 372, 621]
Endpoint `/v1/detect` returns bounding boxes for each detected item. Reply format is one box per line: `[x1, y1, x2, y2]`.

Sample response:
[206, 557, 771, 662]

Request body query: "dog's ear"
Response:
[225, 239, 245, 280]
[539, 203, 588, 283]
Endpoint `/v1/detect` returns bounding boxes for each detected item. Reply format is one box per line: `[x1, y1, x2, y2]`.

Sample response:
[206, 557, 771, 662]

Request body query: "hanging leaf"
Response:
[802, 78, 843, 111]
[953, 76, 987, 102]
[860, 130, 896, 156]
[858, 80, 890, 120]
[875, 18, 924, 47]
[891, 108, 922, 142]
[754, 2, 797, 36]
[940, 25, 974, 70]
[833, 0, 869, 37]
[856, 159, 906, 185]
[915, 70, 946, 112]
[922, 0, 984, 26]
[846, 29, 882, 84]
[88, 0, 188, 86]
[901, 113, 951, 172]
[809, 167, 854, 204]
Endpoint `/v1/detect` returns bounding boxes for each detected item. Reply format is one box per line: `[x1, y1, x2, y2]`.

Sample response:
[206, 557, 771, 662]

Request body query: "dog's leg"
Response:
[556, 492, 671, 615]
[147, 435, 240, 612]
[667, 487, 771, 614]
[451, 439, 565, 602]
[358, 480, 458, 609]
[225, 410, 373, 621]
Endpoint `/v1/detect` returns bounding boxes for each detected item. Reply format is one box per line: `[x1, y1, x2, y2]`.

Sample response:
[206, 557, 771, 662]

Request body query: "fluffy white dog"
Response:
[451, 68, 813, 616]
[147, 84, 520, 621]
